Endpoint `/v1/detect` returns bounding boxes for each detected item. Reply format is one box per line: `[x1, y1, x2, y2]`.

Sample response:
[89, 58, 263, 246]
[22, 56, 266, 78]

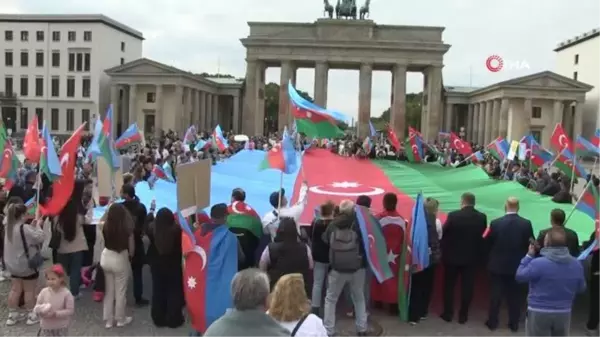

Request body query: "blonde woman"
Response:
[268, 274, 327, 337]
[425, 197, 443, 240]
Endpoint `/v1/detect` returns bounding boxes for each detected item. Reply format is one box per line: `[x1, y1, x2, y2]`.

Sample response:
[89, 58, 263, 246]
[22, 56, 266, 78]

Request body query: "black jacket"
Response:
[486, 213, 534, 275]
[441, 206, 487, 266]
[537, 227, 580, 257]
[308, 218, 332, 264]
[122, 197, 148, 265]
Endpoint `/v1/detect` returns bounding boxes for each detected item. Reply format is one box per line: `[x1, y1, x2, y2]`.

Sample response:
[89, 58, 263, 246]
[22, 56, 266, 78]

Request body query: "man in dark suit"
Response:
[485, 197, 534, 332]
[440, 192, 487, 324]
[536, 208, 579, 257]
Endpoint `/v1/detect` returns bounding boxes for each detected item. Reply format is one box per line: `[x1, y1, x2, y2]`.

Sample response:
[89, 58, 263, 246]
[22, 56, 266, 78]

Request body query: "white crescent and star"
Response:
[232, 201, 253, 214]
[558, 134, 568, 148]
[453, 139, 463, 149]
[309, 181, 385, 197]
[192, 246, 208, 271]
[306, 111, 312, 118]
[187, 276, 197, 289]
[60, 153, 70, 167]
[411, 144, 418, 154]
[367, 234, 375, 248]
[41, 146, 48, 154]
[387, 250, 399, 264]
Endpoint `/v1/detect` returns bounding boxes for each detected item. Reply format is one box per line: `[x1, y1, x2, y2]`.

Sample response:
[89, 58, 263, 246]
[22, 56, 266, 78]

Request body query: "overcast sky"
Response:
[2, 0, 599, 119]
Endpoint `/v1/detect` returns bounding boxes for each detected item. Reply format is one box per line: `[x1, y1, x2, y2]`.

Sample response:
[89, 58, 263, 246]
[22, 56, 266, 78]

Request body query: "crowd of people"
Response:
[0, 128, 597, 337]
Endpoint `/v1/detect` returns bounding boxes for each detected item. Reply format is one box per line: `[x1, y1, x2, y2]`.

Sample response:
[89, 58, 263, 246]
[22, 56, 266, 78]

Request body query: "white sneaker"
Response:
[26, 312, 39, 325]
[0, 274, 5, 282]
[6, 312, 24, 326]
[105, 321, 113, 329]
[116, 316, 133, 327]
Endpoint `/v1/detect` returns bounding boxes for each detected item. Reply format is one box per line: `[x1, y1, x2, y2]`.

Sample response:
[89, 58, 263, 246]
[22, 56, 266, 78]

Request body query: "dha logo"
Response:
[485, 55, 530, 72]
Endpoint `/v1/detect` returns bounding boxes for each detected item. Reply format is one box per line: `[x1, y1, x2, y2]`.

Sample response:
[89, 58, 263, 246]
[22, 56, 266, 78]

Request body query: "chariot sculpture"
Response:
[323, 0, 370, 20]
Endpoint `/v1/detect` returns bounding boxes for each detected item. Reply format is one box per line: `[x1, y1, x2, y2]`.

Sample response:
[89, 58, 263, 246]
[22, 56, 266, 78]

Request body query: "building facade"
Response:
[554, 28, 599, 139]
[105, 58, 243, 137]
[0, 14, 143, 136]
[443, 71, 593, 148]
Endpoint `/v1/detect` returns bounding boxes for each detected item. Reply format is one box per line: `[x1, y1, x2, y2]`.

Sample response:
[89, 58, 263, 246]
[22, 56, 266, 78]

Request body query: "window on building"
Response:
[68, 53, 75, 71]
[4, 30, 13, 41]
[120, 57, 124, 65]
[51, 51, 59, 67]
[52, 31, 60, 42]
[51, 77, 59, 97]
[20, 31, 28, 41]
[20, 51, 28, 67]
[19, 77, 28, 96]
[82, 78, 90, 98]
[532, 106, 542, 119]
[66, 109, 74, 131]
[4, 51, 12, 66]
[35, 108, 43, 127]
[20, 108, 28, 130]
[36, 31, 44, 42]
[35, 77, 43, 97]
[66, 78, 75, 97]
[76, 53, 82, 71]
[82, 109, 90, 130]
[120, 42, 125, 52]
[4, 77, 13, 95]
[51, 108, 59, 131]
[35, 51, 43, 67]
[573, 72, 578, 81]
[83, 31, 92, 41]
[68, 31, 76, 42]
[84, 53, 90, 71]
[531, 130, 542, 143]
[146, 92, 156, 103]
[574, 54, 579, 65]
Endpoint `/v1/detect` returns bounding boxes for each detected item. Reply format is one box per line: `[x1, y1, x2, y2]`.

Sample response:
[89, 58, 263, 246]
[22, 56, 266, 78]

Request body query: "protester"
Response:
[536, 208, 580, 257]
[34, 264, 75, 336]
[440, 192, 487, 324]
[81, 178, 97, 268]
[259, 217, 313, 293]
[584, 230, 599, 335]
[199, 203, 246, 264]
[228, 188, 261, 270]
[322, 200, 368, 336]
[516, 227, 586, 336]
[262, 181, 309, 241]
[268, 273, 327, 336]
[147, 207, 184, 328]
[3, 201, 44, 326]
[486, 197, 534, 332]
[203, 268, 290, 336]
[308, 201, 335, 317]
[100, 203, 135, 328]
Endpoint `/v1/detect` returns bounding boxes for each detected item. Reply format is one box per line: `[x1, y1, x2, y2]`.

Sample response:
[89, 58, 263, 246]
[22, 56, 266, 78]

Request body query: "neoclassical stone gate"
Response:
[240, 19, 450, 139]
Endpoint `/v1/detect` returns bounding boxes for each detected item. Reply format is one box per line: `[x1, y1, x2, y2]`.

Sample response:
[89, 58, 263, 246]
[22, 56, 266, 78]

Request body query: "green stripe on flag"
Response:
[296, 119, 344, 139]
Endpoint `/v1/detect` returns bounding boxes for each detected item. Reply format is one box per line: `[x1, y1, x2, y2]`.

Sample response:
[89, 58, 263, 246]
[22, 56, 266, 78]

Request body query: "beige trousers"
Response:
[100, 249, 130, 322]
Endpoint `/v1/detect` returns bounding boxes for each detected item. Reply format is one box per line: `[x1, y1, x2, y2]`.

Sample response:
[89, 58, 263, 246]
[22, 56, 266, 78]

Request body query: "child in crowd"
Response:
[33, 265, 75, 336]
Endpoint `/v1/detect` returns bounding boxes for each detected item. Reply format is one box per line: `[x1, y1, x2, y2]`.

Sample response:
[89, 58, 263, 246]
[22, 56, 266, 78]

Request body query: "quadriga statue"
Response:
[335, 0, 357, 19]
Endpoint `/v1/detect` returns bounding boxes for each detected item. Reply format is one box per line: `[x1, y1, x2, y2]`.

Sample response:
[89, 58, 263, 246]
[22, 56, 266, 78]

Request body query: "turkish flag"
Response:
[23, 115, 41, 163]
[450, 132, 473, 157]
[387, 126, 401, 151]
[550, 123, 574, 154]
[40, 123, 85, 216]
[371, 211, 406, 304]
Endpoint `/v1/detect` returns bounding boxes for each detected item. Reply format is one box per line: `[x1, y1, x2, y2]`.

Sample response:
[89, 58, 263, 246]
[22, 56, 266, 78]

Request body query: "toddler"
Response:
[33, 265, 75, 336]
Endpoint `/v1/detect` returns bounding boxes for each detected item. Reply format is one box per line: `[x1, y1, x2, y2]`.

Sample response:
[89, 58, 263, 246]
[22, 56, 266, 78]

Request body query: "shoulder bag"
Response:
[290, 313, 309, 337]
[20, 224, 44, 271]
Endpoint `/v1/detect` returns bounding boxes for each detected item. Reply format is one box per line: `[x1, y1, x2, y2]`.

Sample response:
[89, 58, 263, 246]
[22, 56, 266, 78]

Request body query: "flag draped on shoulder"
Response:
[226, 201, 262, 239]
[354, 205, 393, 283]
[371, 211, 406, 305]
[411, 193, 429, 272]
[184, 225, 238, 334]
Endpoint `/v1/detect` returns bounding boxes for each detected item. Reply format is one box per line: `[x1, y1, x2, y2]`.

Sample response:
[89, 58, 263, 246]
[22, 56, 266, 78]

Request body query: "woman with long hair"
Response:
[56, 180, 88, 298]
[99, 203, 135, 329]
[268, 274, 327, 336]
[259, 217, 313, 295]
[3, 200, 45, 326]
[147, 208, 184, 328]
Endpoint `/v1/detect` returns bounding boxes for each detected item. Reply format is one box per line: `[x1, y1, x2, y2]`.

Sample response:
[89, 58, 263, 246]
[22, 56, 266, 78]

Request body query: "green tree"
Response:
[264, 82, 313, 133]
[369, 93, 423, 134]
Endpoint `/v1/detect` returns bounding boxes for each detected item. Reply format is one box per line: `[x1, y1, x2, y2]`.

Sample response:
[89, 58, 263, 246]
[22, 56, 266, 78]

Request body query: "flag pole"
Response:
[34, 171, 42, 219]
[564, 157, 598, 226]
[277, 170, 284, 220]
[547, 147, 566, 168]
[569, 156, 577, 192]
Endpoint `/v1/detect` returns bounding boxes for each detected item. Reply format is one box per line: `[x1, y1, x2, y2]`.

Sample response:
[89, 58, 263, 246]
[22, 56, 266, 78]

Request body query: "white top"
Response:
[436, 218, 443, 240]
[275, 313, 327, 337]
[261, 184, 308, 241]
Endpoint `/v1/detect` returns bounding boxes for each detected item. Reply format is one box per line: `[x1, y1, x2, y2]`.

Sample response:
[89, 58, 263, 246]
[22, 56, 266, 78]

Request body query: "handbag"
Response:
[48, 218, 62, 250]
[20, 224, 44, 271]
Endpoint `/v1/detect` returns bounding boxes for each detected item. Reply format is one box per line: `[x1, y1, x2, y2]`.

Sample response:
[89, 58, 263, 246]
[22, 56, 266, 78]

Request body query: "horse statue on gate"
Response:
[323, 0, 334, 18]
[335, 0, 357, 19]
[359, 0, 370, 19]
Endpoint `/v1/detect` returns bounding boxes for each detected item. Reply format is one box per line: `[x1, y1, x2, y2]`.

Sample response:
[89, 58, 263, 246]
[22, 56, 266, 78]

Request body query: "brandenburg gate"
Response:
[240, 18, 450, 140]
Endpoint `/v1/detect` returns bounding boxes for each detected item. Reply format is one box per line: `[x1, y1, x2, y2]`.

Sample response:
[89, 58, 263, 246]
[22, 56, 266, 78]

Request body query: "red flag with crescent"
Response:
[40, 123, 86, 216]
[23, 115, 41, 163]
[387, 126, 401, 151]
[550, 123, 574, 154]
[371, 210, 406, 304]
[450, 132, 473, 157]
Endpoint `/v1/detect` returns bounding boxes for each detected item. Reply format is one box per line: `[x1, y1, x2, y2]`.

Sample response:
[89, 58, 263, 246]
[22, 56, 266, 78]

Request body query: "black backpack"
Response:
[328, 223, 362, 273]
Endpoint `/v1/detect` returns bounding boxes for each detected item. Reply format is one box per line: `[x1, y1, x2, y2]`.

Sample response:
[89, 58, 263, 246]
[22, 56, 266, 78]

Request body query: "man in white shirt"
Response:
[261, 182, 309, 241]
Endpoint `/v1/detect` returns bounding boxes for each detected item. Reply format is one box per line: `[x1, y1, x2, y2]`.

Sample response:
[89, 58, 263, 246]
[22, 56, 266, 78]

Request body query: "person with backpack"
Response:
[322, 200, 368, 337]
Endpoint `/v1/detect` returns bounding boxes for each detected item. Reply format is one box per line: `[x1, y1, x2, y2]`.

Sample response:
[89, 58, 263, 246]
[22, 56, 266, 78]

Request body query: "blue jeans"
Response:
[57, 251, 83, 296]
[311, 262, 329, 308]
[323, 268, 368, 335]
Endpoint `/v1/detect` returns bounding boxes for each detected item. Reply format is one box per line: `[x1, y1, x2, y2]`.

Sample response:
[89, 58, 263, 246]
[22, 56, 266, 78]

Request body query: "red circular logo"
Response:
[486, 55, 504, 72]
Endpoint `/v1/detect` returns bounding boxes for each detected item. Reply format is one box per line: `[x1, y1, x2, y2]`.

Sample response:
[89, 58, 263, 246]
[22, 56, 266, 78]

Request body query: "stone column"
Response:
[523, 98, 532, 139]
[256, 63, 266, 135]
[212, 95, 219, 128]
[174, 85, 184, 135]
[553, 100, 564, 128]
[128, 84, 137, 128]
[444, 102, 453, 132]
[206, 93, 213, 129]
[278, 61, 296, 131]
[109, 84, 119, 136]
[154, 84, 163, 137]
[491, 99, 500, 139]
[314, 61, 329, 108]
[499, 98, 509, 138]
[184, 87, 192, 129]
[477, 102, 486, 145]
[472, 104, 479, 143]
[484, 100, 493, 144]
[425, 66, 442, 141]
[420, 74, 428, 134]
[232, 94, 240, 133]
[358, 63, 373, 138]
[195, 90, 201, 128]
[242, 59, 257, 135]
[466, 104, 474, 141]
[573, 101, 583, 137]
[390, 63, 406, 140]
[563, 102, 573, 137]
